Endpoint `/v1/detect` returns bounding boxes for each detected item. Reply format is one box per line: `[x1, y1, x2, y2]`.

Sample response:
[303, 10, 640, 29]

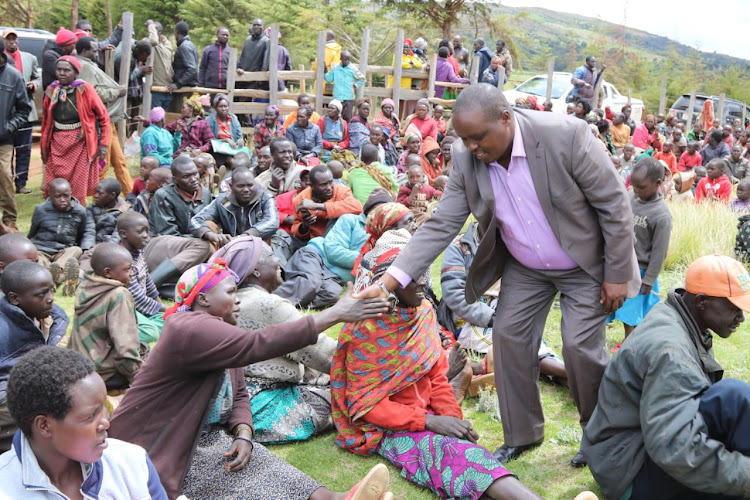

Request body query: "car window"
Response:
[515, 76, 570, 99]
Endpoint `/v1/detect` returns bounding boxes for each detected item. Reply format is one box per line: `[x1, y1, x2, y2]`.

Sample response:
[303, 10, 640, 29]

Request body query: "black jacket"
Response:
[0, 61, 31, 147]
[173, 36, 198, 88]
[41, 40, 64, 90]
[28, 198, 96, 253]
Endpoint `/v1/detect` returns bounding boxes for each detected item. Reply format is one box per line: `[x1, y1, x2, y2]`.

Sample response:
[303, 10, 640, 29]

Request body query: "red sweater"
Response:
[275, 189, 301, 234]
[695, 175, 732, 204]
[361, 351, 462, 431]
[654, 151, 677, 175]
[677, 152, 703, 171]
[408, 116, 439, 141]
[397, 183, 442, 207]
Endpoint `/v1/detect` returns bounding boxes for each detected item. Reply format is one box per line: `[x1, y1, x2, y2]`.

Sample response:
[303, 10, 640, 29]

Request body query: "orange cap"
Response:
[685, 254, 750, 312]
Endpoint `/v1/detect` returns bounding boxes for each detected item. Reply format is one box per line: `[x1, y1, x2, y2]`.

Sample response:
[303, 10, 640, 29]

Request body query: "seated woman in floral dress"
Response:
[108, 259, 393, 500]
[333, 229, 542, 500]
[210, 236, 336, 444]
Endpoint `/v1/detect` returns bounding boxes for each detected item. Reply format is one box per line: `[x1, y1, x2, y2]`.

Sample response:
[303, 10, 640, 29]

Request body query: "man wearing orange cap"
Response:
[582, 254, 750, 500]
[42, 28, 76, 90]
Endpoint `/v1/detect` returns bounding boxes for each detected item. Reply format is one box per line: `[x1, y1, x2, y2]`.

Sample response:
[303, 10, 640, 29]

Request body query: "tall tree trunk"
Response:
[105, 0, 113, 34]
[442, 21, 452, 41]
[70, 0, 79, 31]
[25, 0, 34, 28]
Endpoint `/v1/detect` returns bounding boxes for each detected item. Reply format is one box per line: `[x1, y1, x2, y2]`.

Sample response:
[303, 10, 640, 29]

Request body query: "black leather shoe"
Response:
[492, 438, 544, 463]
[570, 450, 588, 468]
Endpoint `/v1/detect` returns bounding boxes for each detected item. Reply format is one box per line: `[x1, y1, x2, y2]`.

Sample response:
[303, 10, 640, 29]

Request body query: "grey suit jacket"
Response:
[393, 108, 638, 303]
[9, 51, 41, 122]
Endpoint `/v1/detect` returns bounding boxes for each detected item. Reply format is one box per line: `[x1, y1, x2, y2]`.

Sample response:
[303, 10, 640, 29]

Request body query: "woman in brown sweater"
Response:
[108, 257, 392, 500]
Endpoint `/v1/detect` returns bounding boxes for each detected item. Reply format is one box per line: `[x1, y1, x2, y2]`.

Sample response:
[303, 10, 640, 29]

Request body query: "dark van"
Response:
[669, 94, 750, 127]
[0, 27, 56, 121]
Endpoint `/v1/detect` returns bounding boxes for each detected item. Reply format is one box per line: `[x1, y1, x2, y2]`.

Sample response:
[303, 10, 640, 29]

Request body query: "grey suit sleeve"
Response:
[570, 119, 636, 284]
[391, 154, 472, 281]
[28, 55, 42, 92]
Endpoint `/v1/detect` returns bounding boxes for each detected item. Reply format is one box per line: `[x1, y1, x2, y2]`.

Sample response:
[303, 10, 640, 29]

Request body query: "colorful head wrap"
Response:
[150, 106, 166, 123]
[381, 98, 395, 109]
[404, 123, 422, 143]
[328, 99, 343, 113]
[56, 55, 81, 73]
[163, 259, 239, 319]
[353, 208, 411, 279]
[265, 104, 280, 116]
[208, 235, 264, 283]
[185, 94, 205, 117]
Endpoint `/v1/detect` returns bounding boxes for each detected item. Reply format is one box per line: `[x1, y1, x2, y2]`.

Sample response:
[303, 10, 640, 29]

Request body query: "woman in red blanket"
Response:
[332, 229, 542, 500]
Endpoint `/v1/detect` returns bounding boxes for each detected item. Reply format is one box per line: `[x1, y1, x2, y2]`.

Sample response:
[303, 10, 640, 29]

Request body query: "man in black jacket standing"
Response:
[0, 37, 32, 234]
[168, 21, 198, 92]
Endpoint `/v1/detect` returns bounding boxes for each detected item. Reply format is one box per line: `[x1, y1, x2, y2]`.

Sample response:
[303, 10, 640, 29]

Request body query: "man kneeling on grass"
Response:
[582, 254, 750, 499]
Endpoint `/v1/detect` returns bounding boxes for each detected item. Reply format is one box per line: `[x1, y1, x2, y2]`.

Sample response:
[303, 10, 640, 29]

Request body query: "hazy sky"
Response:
[502, 0, 749, 60]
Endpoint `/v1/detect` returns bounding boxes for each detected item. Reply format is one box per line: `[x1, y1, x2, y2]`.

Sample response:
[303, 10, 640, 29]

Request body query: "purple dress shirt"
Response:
[390, 118, 577, 288]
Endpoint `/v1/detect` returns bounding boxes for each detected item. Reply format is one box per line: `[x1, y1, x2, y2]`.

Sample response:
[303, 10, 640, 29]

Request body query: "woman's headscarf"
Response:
[420, 136, 441, 184]
[49, 56, 85, 107]
[374, 98, 400, 139]
[380, 98, 395, 110]
[185, 94, 205, 117]
[56, 55, 81, 73]
[163, 259, 239, 318]
[265, 104, 280, 116]
[353, 205, 410, 279]
[150, 106, 166, 123]
[208, 235, 264, 284]
[332, 228, 442, 454]
[212, 93, 229, 109]
[328, 99, 343, 114]
[404, 123, 422, 144]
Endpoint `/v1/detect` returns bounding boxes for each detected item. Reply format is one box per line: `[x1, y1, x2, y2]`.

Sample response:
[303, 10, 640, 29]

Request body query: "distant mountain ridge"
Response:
[490, 4, 750, 72]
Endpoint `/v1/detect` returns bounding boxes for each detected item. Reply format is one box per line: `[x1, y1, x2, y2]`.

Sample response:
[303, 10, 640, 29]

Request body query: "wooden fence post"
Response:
[104, 50, 115, 80]
[116, 12, 133, 145]
[469, 55, 480, 85]
[357, 28, 370, 100]
[687, 90, 697, 125]
[718, 93, 726, 125]
[226, 47, 238, 113]
[427, 53, 437, 99]
[392, 30, 404, 118]
[658, 75, 667, 116]
[315, 31, 325, 116]
[545, 59, 554, 103]
[268, 24, 279, 107]
[299, 64, 307, 94]
[139, 51, 154, 132]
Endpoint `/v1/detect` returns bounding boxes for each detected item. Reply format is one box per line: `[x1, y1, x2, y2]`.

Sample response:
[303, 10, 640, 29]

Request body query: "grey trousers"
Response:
[273, 246, 342, 309]
[493, 258, 608, 446]
[144, 235, 212, 273]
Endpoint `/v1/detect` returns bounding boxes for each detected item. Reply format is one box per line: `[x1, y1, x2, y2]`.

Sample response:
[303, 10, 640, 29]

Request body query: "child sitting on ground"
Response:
[0, 261, 69, 452]
[0, 346, 168, 498]
[398, 165, 443, 225]
[88, 179, 130, 244]
[117, 213, 165, 344]
[654, 141, 677, 175]
[618, 143, 636, 181]
[723, 144, 749, 184]
[28, 178, 95, 296]
[671, 170, 696, 202]
[131, 156, 159, 198]
[433, 174, 449, 193]
[0, 234, 38, 282]
[133, 167, 172, 217]
[695, 158, 732, 204]
[609, 157, 672, 346]
[730, 178, 750, 213]
[69, 243, 142, 391]
[327, 160, 346, 186]
[194, 152, 217, 194]
[677, 141, 703, 172]
[433, 105, 447, 140]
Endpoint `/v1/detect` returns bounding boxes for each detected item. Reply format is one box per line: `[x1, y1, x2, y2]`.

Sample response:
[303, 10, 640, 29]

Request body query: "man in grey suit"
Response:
[359, 84, 638, 466]
[2, 29, 40, 194]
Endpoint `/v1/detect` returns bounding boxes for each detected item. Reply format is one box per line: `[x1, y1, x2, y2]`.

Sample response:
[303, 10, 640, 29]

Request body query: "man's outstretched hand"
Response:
[311, 283, 389, 332]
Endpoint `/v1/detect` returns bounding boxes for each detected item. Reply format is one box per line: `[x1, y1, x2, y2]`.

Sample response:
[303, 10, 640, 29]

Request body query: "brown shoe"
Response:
[62, 258, 80, 296]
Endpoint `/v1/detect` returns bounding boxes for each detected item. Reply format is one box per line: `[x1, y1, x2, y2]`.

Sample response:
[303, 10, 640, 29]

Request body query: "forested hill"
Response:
[483, 5, 750, 109]
[489, 4, 750, 73]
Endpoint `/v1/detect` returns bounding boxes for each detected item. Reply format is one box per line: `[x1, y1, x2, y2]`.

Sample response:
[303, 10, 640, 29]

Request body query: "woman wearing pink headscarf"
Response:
[374, 98, 401, 140]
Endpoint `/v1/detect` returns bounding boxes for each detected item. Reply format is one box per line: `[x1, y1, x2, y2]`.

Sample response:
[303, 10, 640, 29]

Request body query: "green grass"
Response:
[18, 150, 750, 499]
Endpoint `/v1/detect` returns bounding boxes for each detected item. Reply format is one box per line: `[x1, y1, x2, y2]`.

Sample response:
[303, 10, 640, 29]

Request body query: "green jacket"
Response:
[69, 274, 141, 384]
[582, 289, 750, 499]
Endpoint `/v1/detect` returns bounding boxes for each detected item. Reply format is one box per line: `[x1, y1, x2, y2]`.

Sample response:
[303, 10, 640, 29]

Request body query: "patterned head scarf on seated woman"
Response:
[185, 93, 205, 117]
[352, 203, 410, 277]
[163, 259, 239, 318]
[208, 235, 264, 284]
